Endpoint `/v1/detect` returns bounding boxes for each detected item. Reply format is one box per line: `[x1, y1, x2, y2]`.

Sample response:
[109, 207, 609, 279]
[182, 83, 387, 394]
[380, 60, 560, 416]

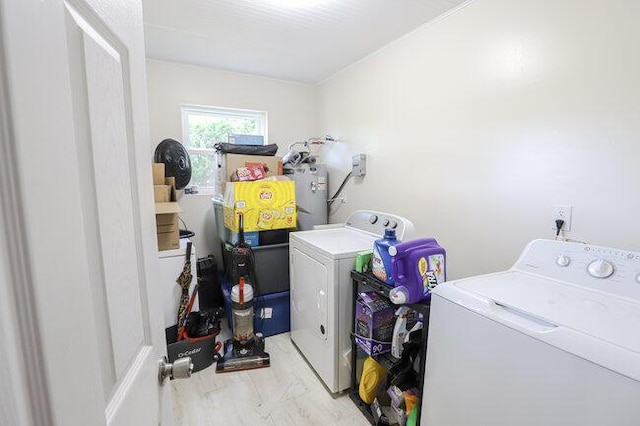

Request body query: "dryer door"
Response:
[291, 247, 329, 341]
[290, 246, 337, 390]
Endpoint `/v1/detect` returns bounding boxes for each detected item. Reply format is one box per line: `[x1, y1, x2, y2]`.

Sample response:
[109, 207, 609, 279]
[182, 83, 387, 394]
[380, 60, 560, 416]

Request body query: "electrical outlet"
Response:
[551, 205, 572, 232]
[352, 154, 367, 177]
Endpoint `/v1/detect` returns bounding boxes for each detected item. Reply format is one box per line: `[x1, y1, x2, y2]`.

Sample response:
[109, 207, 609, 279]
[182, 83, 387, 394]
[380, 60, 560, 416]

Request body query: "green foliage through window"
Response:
[183, 107, 265, 189]
[188, 116, 258, 149]
[190, 153, 215, 189]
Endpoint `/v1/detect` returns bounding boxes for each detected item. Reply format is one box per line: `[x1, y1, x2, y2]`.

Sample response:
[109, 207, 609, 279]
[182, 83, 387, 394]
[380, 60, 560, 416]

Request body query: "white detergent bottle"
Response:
[391, 306, 411, 358]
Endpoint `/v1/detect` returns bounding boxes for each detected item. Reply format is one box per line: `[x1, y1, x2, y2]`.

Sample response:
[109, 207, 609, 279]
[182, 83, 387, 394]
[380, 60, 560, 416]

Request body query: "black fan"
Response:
[154, 139, 192, 190]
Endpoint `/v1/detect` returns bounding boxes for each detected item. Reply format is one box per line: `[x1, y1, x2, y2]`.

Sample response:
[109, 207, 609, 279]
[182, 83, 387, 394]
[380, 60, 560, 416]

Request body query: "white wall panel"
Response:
[316, 0, 640, 279]
[146, 60, 316, 259]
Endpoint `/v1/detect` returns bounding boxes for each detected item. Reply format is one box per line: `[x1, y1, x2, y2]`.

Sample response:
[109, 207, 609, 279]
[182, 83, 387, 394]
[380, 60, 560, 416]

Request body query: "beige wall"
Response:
[146, 60, 316, 259]
[316, 0, 640, 279]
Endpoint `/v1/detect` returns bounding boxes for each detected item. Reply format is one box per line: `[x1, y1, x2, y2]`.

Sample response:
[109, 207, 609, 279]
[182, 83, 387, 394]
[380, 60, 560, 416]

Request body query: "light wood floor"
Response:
[171, 332, 371, 425]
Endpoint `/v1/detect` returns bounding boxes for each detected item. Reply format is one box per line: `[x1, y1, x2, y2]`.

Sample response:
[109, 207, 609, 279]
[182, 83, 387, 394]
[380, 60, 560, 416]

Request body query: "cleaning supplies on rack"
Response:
[354, 292, 396, 356]
[391, 307, 414, 359]
[372, 229, 399, 285]
[355, 250, 373, 273]
[359, 356, 387, 404]
[389, 238, 446, 304]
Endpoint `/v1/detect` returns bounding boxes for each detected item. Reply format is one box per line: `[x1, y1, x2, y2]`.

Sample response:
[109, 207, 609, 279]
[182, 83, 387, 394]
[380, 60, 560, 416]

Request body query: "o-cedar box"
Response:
[223, 180, 296, 233]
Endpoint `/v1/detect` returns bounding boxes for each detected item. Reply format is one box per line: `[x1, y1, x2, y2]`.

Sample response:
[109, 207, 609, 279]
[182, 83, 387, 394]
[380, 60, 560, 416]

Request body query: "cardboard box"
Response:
[156, 214, 178, 233]
[215, 153, 283, 198]
[154, 185, 171, 203]
[223, 180, 296, 233]
[157, 231, 180, 251]
[155, 202, 182, 215]
[152, 163, 165, 185]
[354, 292, 395, 356]
[155, 202, 182, 251]
[164, 177, 177, 201]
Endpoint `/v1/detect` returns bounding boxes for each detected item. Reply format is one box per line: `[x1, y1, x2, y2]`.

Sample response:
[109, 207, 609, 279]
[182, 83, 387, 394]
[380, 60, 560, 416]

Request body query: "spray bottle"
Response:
[391, 307, 412, 358]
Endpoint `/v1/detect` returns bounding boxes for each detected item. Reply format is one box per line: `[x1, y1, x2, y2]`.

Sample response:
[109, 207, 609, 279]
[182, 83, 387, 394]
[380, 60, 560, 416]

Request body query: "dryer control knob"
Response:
[382, 219, 390, 227]
[556, 255, 570, 267]
[389, 221, 398, 229]
[635, 273, 640, 284]
[587, 259, 614, 279]
[369, 215, 378, 224]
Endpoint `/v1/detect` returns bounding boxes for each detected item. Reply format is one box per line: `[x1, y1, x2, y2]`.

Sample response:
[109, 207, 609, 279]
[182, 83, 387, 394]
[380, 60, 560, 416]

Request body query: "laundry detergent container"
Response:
[389, 238, 446, 304]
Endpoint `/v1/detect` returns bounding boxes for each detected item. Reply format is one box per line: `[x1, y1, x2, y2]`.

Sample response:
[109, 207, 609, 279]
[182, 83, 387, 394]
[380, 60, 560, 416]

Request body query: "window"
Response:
[181, 105, 267, 190]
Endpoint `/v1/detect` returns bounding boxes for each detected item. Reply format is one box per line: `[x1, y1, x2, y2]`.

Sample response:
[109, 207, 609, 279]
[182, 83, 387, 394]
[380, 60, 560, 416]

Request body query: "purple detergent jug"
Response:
[389, 238, 446, 304]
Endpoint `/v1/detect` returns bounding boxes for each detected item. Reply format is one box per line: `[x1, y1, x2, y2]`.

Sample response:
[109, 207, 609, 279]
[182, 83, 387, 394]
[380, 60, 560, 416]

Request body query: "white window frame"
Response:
[181, 104, 268, 191]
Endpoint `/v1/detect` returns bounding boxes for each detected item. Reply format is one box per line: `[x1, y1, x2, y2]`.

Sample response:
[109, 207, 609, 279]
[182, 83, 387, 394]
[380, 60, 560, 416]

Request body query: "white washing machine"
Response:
[422, 239, 640, 426]
[289, 210, 415, 393]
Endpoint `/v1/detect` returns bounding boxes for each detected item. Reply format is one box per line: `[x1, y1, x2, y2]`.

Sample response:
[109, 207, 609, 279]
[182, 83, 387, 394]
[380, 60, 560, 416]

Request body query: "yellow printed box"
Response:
[223, 180, 297, 232]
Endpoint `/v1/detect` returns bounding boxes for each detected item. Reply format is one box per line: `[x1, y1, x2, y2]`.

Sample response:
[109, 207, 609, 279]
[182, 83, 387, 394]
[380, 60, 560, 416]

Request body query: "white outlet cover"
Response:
[551, 205, 572, 231]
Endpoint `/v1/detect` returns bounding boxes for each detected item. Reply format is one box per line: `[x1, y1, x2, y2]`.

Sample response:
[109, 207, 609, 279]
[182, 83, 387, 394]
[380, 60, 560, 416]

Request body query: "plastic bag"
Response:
[214, 142, 278, 156]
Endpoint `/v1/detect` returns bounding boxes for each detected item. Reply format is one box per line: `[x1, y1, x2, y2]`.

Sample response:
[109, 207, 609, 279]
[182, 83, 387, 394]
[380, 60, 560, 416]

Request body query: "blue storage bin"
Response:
[221, 282, 290, 337]
[229, 230, 260, 246]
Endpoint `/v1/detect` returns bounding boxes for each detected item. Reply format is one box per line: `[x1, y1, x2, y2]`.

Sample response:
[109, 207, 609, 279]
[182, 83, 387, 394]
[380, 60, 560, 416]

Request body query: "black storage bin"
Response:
[253, 243, 289, 294]
[223, 242, 290, 294]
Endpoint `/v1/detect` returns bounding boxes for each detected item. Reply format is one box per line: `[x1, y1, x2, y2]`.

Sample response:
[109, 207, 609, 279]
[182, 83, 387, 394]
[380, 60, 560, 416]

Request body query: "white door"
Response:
[0, 0, 173, 425]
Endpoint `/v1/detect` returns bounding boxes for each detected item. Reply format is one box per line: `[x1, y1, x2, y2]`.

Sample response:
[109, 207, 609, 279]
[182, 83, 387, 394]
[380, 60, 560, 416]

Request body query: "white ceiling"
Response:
[142, 0, 468, 83]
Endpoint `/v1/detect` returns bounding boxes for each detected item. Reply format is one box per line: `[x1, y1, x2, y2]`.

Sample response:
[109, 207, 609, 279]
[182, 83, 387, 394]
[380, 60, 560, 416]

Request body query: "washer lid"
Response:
[434, 271, 640, 381]
[290, 227, 376, 259]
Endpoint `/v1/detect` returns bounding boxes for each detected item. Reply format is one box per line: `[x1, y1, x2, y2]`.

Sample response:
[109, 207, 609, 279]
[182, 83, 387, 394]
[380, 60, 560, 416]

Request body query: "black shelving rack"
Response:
[349, 270, 431, 425]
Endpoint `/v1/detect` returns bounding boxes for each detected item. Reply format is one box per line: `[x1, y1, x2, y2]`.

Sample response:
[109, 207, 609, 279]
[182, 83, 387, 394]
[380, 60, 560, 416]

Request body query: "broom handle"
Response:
[185, 241, 192, 262]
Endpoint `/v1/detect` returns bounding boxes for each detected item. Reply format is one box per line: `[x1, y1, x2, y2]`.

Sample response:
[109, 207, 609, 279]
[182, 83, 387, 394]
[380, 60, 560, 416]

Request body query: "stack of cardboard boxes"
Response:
[214, 152, 284, 200]
[216, 153, 298, 246]
[216, 151, 295, 338]
[153, 163, 182, 251]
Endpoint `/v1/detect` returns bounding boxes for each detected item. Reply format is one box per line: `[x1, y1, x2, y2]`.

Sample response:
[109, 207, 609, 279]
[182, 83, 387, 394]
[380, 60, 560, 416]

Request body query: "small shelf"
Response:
[351, 271, 431, 316]
[350, 270, 431, 425]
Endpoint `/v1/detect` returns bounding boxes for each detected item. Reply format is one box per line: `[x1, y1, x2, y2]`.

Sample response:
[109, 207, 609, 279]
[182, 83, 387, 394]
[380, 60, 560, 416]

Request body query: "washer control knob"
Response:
[389, 221, 398, 229]
[587, 259, 614, 279]
[636, 274, 640, 284]
[369, 215, 378, 224]
[382, 219, 390, 227]
[556, 255, 570, 267]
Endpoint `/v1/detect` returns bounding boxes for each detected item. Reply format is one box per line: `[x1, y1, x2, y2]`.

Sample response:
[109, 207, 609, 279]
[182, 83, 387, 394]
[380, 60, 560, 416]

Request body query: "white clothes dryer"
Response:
[289, 210, 415, 393]
[422, 239, 640, 426]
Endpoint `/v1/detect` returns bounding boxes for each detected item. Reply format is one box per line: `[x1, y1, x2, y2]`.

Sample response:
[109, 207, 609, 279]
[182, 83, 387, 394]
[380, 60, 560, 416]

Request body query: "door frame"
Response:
[0, 19, 54, 426]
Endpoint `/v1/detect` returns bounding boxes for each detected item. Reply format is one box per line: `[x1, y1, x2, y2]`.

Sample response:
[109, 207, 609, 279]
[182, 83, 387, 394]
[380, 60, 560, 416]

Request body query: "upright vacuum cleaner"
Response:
[216, 213, 270, 372]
